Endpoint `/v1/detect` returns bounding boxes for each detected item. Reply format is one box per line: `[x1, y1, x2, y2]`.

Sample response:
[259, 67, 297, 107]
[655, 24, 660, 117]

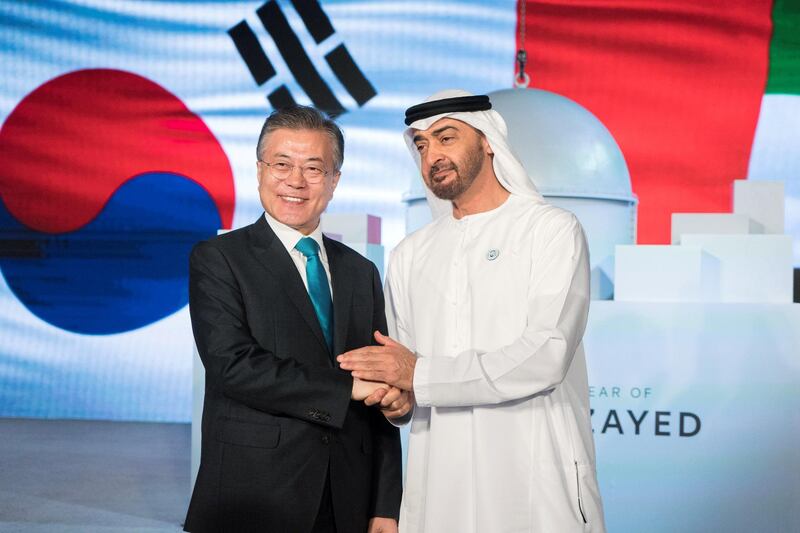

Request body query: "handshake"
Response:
[338, 330, 416, 420]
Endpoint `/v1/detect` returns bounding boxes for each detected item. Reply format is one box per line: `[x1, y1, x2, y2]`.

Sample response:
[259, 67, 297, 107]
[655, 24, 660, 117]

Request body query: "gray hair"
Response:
[256, 106, 344, 171]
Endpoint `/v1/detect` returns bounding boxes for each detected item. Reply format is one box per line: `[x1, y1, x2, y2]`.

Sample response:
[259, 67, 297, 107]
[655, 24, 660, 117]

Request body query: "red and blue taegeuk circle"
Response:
[0, 69, 235, 334]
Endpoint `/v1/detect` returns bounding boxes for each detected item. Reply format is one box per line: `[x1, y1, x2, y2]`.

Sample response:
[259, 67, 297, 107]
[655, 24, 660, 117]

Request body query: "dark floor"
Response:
[0, 418, 190, 532]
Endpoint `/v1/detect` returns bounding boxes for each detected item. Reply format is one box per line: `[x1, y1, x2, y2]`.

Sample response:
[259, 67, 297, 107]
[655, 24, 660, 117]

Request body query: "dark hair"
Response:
[256, 106, 344, 171]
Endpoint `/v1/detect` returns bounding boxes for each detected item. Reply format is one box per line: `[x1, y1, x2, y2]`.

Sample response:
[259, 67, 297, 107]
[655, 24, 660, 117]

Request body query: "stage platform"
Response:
[0, 418, 189, 532]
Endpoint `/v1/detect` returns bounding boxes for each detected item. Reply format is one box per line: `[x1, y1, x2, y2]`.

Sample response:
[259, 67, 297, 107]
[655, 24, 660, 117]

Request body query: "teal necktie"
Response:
[295, 237, 333, 353]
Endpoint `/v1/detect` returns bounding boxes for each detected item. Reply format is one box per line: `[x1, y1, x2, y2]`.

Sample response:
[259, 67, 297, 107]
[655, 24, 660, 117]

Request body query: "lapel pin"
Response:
[486, 249, 500, 261]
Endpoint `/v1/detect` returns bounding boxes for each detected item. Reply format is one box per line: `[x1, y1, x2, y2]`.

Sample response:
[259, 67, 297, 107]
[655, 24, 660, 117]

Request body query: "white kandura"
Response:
[386, 194, 604, 533]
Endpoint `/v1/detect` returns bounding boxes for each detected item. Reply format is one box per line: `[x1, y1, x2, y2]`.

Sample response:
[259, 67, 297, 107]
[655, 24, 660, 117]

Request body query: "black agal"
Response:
[404, 95, 491, 126]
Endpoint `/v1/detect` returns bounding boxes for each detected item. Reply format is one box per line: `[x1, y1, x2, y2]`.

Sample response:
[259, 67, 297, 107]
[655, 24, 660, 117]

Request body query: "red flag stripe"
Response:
[519, 0, 772, 243]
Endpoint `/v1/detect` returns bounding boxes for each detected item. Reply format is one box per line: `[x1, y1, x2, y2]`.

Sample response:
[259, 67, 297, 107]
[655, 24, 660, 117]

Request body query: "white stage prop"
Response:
[734, 180, 785, 234]
[681, 234, 793, 303]
[322, 212, 385, 278]
[614, 245, 719, 302]
[321, 213, 382, 245]
[585, 301, 800, 533]
[671, 213, 761, 244]
[621, 179, 792, 303]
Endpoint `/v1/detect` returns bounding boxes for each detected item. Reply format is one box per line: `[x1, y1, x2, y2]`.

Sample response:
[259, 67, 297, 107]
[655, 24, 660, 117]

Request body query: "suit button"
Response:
[321, 435, 330, 445]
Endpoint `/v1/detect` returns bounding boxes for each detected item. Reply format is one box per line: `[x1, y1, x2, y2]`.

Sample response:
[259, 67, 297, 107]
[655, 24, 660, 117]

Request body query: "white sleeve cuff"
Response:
[388, 407, 414, 427]
[413, 355, 431, 407]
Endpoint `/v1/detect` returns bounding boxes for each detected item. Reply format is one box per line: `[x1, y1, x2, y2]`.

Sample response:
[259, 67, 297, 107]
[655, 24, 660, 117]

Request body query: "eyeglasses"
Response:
[258, 160, 330, 184]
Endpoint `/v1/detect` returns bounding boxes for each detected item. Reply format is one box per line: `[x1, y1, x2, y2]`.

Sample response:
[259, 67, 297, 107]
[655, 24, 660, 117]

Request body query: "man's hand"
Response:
[338, 331, 416, 391]
[382, 388, 414, 419]
[351, 377, 389, 401]
[364, 386, 415, 419]
[368, 517, 398, 533]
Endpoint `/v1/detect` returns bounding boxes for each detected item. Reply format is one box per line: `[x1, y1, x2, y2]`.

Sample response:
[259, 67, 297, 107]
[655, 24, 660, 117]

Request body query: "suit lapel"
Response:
[324, 236, 353, 360]
[248, 217, 330, 358]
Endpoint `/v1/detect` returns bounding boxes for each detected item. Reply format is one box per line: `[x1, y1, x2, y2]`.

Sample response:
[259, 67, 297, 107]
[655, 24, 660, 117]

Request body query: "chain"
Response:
[515, 1, 530, 87]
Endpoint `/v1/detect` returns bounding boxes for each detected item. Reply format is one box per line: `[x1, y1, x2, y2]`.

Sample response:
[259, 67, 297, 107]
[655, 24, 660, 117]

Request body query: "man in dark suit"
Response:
[183, 106, 402, 533]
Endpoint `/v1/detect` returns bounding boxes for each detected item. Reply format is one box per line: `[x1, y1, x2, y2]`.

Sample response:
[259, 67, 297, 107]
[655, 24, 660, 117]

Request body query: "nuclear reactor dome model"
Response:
[404, 88, 638, 299]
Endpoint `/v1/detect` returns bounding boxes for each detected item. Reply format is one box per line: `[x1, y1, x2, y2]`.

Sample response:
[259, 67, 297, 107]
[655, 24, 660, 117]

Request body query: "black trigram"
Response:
[228, 0, 377, 117]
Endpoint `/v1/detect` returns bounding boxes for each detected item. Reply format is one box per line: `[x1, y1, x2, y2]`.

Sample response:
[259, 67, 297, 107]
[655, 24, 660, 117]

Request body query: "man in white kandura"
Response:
[338, 89, 605, 532]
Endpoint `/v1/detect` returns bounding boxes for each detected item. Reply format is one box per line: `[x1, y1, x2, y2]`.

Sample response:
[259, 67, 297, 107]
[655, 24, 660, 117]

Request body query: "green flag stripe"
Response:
[766, 0, 800, 94]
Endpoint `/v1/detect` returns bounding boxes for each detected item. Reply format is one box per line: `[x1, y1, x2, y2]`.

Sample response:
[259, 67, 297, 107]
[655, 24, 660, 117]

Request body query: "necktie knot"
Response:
[295, 237, 320, 258]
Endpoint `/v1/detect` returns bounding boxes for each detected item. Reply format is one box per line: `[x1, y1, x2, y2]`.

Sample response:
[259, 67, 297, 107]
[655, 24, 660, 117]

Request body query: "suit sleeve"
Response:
[366, 264, 403, 520]
[413, 214, 591, 407]
[189, 240, 352, 428]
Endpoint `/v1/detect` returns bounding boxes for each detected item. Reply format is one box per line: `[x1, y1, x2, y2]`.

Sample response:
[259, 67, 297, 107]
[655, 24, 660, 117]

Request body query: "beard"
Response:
[427, 145, 485, 201]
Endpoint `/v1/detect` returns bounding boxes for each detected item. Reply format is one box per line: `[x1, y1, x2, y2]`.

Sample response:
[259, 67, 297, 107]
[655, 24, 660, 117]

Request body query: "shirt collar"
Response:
[263, 211, 327, 259]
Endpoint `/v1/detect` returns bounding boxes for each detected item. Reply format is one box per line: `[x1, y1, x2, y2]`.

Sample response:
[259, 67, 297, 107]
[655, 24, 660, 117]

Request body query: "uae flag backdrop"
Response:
[518, 0, 799, 245]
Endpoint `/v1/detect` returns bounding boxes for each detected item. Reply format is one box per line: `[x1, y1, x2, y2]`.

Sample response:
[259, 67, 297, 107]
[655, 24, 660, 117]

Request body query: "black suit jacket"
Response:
[183, 216, 402, 533]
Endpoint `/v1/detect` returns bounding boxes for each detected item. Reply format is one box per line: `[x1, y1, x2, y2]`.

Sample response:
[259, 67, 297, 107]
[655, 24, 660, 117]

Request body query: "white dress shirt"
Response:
[263, 211, 332, 296]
